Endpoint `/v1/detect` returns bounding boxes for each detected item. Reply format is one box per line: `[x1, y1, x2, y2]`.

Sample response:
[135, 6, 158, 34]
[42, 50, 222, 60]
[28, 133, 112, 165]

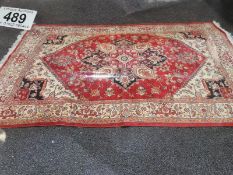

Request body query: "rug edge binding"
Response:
[0, 31, 27, 69]
[213, 21, 233, 46]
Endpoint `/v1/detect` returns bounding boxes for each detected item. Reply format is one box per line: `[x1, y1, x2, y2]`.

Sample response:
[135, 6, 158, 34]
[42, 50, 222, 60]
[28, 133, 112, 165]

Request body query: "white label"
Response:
[0, 6, 37, 30]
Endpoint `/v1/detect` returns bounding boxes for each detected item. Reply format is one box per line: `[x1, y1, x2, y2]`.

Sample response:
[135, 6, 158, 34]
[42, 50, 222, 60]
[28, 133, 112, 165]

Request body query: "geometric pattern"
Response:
[0, 22, 233, 127]
[42, 34, 207, 101]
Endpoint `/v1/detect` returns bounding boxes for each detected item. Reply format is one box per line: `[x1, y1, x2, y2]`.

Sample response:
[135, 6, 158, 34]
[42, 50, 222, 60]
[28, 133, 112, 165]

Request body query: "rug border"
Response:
[0, 31, 28, 70]
[212, 21, 233, 46]
[1, 21, 233, 128]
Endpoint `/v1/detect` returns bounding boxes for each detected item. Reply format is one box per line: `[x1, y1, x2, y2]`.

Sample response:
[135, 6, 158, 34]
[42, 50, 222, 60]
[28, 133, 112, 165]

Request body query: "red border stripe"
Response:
[1, 122, 233, 128]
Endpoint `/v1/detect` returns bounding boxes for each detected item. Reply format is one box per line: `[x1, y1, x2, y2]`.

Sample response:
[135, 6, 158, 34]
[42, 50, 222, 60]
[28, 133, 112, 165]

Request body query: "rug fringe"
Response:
[213, 21, 233, 46]
[0, 31, 27, 69]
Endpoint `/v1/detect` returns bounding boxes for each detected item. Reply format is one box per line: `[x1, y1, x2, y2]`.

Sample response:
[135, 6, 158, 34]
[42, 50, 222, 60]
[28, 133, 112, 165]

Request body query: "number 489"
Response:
[3, 12, 26, 23]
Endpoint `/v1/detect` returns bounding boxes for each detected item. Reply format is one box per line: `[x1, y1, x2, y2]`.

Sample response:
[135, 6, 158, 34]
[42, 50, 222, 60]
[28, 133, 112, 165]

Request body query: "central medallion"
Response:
[42, 34, 206, 101]
[118, 55, 132, 63]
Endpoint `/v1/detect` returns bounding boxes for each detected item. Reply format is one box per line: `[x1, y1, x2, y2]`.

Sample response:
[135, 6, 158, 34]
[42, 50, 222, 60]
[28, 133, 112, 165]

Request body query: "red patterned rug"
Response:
[0, 22, 233, 128]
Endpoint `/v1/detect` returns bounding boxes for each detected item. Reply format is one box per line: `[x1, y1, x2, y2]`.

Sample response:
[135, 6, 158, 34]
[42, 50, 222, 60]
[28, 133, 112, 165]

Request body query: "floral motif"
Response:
[203, 78, 233, 99]
[42, 34, 207, 101]
[0, 23, 233, 127]
[15, 78, 46, 100]
[43, 35, 67, 45]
